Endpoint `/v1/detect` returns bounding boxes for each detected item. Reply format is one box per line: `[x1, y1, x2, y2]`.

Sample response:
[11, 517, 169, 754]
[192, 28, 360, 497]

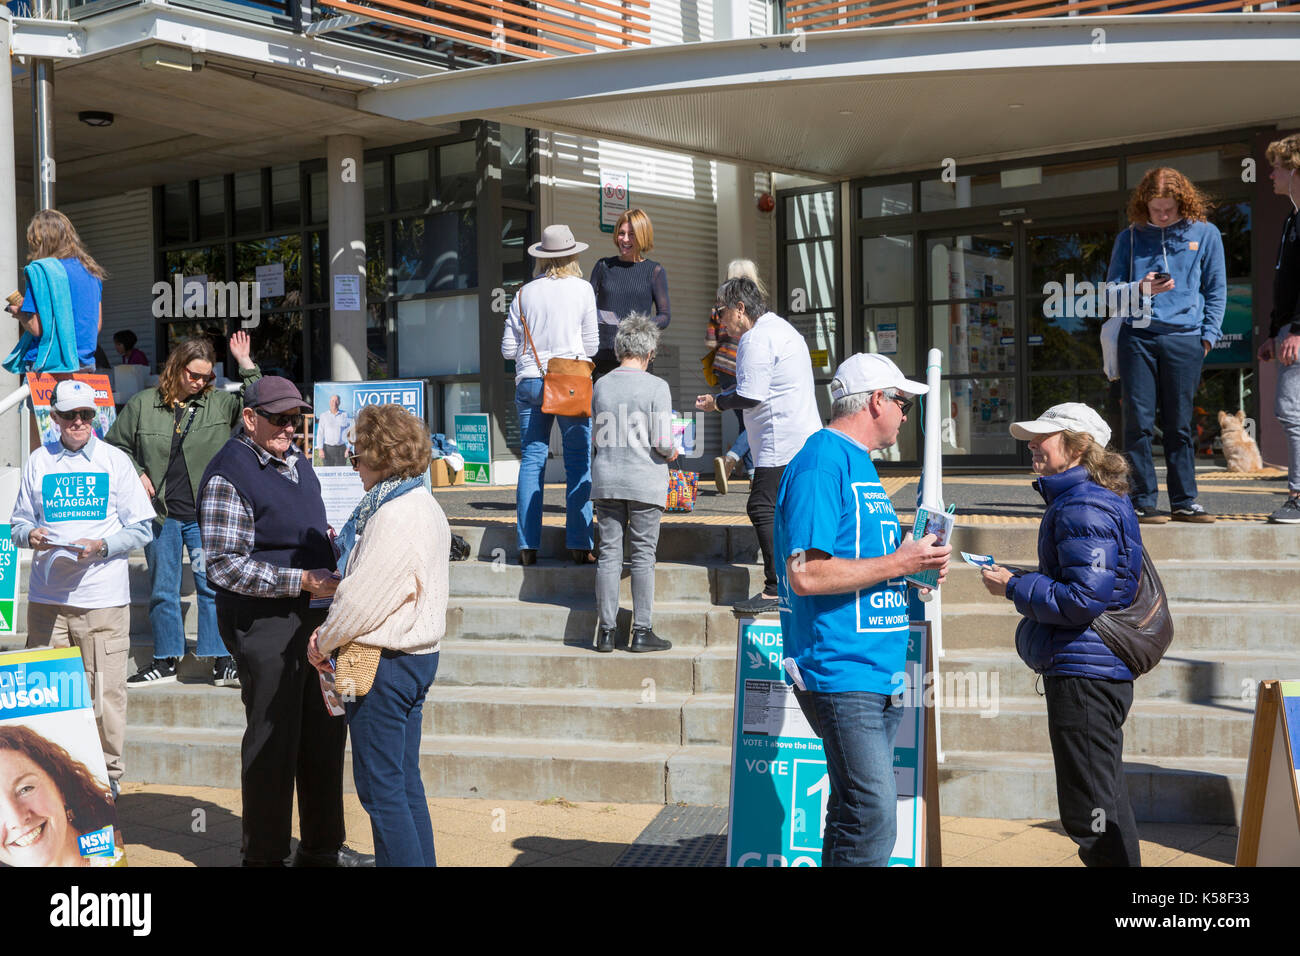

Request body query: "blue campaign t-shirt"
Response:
[774, 428, 909, 695]
[21, 258, 102, 369]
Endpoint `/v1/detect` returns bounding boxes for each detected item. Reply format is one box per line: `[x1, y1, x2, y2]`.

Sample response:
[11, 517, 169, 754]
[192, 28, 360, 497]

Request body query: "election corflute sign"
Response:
[26, 373, 117, 444]
[725, 617, 939, 866]
[0, 647, 128, 867]
[1236, 680, 1300, 866]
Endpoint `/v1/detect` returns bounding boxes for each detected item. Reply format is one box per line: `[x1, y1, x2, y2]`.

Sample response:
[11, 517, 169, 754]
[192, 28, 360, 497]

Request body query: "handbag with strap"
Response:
[333, 641, 383, 698]
[518, 311, 594, 417]
[1090, 546, 1174, 677]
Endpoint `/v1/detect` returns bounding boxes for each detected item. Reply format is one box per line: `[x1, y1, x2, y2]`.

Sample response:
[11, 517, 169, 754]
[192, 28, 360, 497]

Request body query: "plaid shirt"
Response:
[199, 434, 305, 598]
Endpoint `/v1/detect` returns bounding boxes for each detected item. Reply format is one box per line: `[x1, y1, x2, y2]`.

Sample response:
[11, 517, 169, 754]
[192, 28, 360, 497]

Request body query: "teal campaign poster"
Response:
[0, 646, 128, 866]
[312, 380, 426, 530]
[726, 618, 931, 867]
[453, 413, 492, 484]
[0, 527, 15, 635]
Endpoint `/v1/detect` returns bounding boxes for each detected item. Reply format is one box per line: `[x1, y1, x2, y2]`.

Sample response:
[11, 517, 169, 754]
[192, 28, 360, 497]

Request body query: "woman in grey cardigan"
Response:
[591, 315, 678, 653]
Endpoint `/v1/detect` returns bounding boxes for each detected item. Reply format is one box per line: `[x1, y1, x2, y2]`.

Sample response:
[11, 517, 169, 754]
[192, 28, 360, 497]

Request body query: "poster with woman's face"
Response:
[0, 648, 127, 867]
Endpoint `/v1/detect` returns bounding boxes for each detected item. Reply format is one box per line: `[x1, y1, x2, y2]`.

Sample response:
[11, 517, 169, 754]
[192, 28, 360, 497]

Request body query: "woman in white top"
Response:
[500, 224, 600, 566]
[307, 403, 449, 867]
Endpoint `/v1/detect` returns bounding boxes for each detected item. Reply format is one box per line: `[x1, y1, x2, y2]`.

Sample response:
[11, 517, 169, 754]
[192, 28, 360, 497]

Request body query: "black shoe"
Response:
[595, 626, 615, 653]
[291, 844, 375, 867]
[519, 549, 537, 566]
[733, 593, 779, 614]
[1171, 502, 1216, 524]
[628, 626, 672, 653]
[1134, 506, 1170, 525]
[128, 657, 178, 686]
[569, 548, 597, 565]
[213, 656, 240, 688]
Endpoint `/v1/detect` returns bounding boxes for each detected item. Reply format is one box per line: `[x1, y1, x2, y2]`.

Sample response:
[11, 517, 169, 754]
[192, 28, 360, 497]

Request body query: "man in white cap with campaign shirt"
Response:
[773, 352, 950, 866]
[10, 379, 156, 798]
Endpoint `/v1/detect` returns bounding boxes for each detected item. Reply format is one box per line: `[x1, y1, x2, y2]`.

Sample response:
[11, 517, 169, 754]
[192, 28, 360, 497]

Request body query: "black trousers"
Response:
[1043, 675, 1141, 867]
[747, 464, 787, 596]
[217, 593, 347, 864]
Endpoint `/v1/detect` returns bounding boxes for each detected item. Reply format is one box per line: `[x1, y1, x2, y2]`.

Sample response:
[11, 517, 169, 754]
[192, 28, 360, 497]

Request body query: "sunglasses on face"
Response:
[891, 395, 914, 417]
[347, 453, 361, 470]
[254, 408, 301, 429]
[54, 409, 96, 423]
[184, 366, 216, 383]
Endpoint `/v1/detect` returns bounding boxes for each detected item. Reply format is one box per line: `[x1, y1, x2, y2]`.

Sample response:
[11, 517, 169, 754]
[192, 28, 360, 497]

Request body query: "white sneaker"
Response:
[713, 455, 736, 495]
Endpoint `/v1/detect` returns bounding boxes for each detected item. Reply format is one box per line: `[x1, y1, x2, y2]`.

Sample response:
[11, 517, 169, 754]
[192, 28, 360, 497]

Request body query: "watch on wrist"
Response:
[97, 541, 108, 559]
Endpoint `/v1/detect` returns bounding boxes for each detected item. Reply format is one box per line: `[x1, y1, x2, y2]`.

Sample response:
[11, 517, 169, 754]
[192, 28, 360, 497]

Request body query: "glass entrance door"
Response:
[920, 217, 1119, 466]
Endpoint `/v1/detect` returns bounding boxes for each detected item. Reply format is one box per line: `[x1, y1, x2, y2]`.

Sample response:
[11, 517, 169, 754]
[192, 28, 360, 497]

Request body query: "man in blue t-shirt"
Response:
[774, 352, 950, 866]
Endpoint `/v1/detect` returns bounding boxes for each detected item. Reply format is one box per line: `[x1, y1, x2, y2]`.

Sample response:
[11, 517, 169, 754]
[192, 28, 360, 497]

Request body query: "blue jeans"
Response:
[514, 376, 593, 551]
[144, 517, 223, 659]
[1118, 325, 1204, 510]
[345, 650, 439, 867]
[715, 371, 752, 471]
[795, 689, 904, 866]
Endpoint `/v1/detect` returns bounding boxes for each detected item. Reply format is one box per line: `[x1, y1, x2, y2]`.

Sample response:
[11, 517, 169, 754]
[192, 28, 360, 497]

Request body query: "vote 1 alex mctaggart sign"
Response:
[726, 617, 939, 867]
[0, 647, 128, 867]
[312, 380, 426, 531]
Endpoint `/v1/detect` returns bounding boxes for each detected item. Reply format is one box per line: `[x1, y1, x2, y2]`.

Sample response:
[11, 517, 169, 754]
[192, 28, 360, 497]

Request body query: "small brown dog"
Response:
[1218, 410, 1263, 473]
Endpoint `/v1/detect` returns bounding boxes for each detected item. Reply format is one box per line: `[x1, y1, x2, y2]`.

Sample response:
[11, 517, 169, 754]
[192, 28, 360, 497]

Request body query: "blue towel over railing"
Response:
[2, 258, 79, 374]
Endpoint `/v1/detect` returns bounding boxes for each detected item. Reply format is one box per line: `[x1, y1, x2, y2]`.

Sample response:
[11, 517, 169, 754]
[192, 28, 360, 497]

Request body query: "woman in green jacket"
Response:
[106, 331, 260, 686]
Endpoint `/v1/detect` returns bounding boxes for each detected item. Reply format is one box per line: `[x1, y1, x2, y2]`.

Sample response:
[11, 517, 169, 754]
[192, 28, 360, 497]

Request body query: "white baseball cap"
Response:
[829, 352, 929, 402]
[52, 380, 97, 413]
[1010, 402, 1112, 449]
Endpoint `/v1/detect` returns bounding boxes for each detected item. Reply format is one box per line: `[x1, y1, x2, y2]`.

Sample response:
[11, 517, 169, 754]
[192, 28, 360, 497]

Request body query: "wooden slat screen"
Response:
[784, 0, 1297, 32]
[317, 0, 651, 60]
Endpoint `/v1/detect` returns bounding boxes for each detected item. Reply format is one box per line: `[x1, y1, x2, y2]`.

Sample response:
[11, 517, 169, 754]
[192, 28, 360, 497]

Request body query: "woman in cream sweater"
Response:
[308, 403, 449, 867]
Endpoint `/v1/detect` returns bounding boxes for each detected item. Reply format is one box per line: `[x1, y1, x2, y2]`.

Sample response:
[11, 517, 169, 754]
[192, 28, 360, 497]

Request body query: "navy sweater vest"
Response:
[199, 438, 336, 598]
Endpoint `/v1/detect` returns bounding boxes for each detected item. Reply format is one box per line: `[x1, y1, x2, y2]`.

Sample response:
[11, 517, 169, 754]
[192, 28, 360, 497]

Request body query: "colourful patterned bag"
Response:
[666, 470, 699, 513]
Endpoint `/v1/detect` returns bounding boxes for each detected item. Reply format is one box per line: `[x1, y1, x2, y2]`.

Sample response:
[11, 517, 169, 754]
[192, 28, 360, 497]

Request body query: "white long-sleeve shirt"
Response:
[501, 274, 599, 385]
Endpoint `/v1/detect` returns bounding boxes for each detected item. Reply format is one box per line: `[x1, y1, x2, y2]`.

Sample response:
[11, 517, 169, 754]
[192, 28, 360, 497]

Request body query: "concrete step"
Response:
[938, 601, 1300, 652]
[448, 522, 754, 565]
[440, 639, 708, 695]
[938, 750, 1244, 825]
[952, 521, 1300, 563]
[124, 725, 731, 804]
[447, 598, 736, 648]
[941, 648, 1300, 703]
[940, 696, 1255, 760]
[448, 559, 756, 605]
[940, 560, 1300, 605]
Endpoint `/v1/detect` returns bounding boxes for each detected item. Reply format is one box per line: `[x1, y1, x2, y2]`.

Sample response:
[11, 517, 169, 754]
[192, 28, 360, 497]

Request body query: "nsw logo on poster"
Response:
[41, 472, 109, 522]
[78, 824, 116, 859]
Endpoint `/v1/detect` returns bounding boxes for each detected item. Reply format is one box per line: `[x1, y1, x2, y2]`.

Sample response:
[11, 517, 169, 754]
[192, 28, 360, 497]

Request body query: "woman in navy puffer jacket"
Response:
[981, 402, 1143, 867]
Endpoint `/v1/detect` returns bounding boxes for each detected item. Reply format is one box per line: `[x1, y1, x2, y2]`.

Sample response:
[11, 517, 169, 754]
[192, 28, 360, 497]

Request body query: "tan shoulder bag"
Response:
[518, 311, 594, 417]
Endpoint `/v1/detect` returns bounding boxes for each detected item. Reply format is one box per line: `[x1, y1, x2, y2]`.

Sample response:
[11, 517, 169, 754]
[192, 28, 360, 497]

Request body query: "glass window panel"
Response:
[308, 231, 327, 304]
[864, 307, 918, 463]
[931, 302, 1016, 376]
[502, 209, 532, 289]
[163, 183, 191, 245]
[1126, 143, 1250, 187]
[308, 169, 327, 225]
[270, 165, 300, 230]
[164, 247, 226, 284]
[164, 320, 229, 359]
[249, 310, 303, 382]
[392, 210, 478, 294]
[438, 141, 476, 206]
[366, 222, 387, 300]
[393, 149, 430, 212]
[397, 294, 479, 376]
[309, 308, 329, 384]
[367, 302, 388, 379]
[859, 183, 912, 218]
[927, 234, 1014, 301]
[785, 191, 834, 239]
[233, 170, 262, 234]
[1206, 282, 1254, 366]
[1027, 296, 1101, 373]
[233, 235, 302, 311]
[442, 382, 482, 434]
[501, 125, 530, 202]
[786, 241, 835, 312]
[365, 159, 387, 215]
[1027, 223, 1114, 292]
[788, 311, 838, 384]
[861, 234, 912, 304]
[921, 159, 1118, 211]
[197, 177, 224, 239]
[1209, 200, 1251, 278]
[936, 377, 1017, 457]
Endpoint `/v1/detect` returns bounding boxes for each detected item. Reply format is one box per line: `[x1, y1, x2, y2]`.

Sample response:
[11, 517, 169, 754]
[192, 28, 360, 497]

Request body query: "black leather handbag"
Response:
[1091, 547, 1174, 677]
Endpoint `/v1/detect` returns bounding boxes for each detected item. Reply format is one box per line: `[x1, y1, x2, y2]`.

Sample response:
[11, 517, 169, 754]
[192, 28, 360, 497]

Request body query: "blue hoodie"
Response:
[1105, 219, 1227, 345]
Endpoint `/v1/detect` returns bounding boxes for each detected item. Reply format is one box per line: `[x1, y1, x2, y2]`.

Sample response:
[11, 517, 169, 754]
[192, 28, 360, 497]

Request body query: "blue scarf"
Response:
[2, 258, 78, 374]
[335, 475, 424, 576]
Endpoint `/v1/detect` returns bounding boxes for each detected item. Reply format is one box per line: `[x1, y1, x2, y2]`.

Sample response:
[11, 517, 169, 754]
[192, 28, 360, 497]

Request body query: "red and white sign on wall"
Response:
[599, 169, 629, 233]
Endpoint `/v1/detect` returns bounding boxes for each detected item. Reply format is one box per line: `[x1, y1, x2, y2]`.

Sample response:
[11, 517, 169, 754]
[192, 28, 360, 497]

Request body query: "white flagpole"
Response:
[920, 348, 945, 763]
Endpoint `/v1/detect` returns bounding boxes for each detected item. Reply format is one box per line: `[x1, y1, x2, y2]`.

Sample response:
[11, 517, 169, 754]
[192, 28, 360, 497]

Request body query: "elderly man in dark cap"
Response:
[198, 375, 368, 866]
